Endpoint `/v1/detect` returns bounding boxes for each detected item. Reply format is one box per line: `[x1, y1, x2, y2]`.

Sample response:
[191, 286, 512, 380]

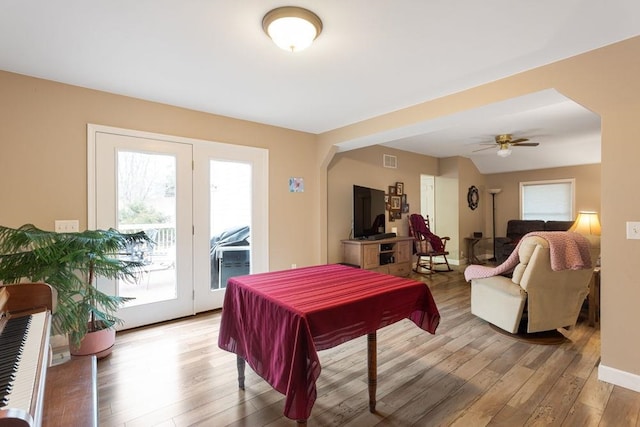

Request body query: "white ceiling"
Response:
[1, 1, 637, 173]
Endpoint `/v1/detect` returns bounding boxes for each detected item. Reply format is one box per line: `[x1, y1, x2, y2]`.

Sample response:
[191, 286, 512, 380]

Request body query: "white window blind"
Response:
[520, 180, 574, 221]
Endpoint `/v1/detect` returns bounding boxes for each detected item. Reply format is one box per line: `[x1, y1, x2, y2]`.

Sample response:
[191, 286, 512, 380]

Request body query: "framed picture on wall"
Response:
[388, 186, 397, 196]
[390, 195, 401, 210]
[396, 182, 404, 196]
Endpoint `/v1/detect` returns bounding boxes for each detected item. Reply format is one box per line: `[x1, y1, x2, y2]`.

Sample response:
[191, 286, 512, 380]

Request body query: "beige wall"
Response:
[319, 36, 640, 384]
[0, 70, 320, 272]
[456, 157, 487, 260]
[326, 145, 438, 264]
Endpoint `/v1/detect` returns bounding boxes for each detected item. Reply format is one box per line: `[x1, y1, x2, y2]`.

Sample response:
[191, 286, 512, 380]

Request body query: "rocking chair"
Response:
[408, 214, 452, 275]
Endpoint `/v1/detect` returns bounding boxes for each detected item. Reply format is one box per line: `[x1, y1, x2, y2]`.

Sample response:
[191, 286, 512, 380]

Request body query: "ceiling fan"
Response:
[473, 134, 540, 157]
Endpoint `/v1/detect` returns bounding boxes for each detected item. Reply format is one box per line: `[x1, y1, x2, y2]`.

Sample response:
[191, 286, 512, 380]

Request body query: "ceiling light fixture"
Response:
[262, 6, 323, 52]
[497, 147, 512, 157]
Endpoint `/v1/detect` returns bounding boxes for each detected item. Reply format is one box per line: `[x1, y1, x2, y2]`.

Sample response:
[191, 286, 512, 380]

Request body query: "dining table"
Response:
[217, 263, 440, 425]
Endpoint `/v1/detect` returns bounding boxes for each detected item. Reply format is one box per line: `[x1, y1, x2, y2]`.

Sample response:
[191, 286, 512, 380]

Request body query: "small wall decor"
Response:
[390, 195, 401, 210]
[289, 177, 304, 192]
[467, 185, 479, 210]
[387, 181, 409, 219]
[401, 194, 408, 213]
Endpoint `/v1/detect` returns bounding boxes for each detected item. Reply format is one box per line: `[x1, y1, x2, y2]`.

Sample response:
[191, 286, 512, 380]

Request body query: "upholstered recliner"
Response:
[468, 234, 593, 334]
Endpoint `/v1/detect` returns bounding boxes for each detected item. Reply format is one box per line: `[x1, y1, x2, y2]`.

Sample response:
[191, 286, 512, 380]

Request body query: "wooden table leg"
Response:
[237, 356, 246, 390]
[588, 269, 601, 327]
[367, 332, 377, 413]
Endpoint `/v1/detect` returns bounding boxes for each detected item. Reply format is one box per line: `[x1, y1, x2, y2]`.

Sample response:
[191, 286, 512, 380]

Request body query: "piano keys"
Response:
[0, 285, 53, 427]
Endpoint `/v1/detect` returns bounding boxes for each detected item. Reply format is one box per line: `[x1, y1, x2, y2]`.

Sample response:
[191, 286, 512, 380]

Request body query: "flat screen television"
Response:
[353, 185, 386, 239]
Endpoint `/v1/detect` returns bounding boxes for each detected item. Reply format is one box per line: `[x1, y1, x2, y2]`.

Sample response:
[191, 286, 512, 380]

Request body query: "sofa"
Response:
[494, 219, 574, 264]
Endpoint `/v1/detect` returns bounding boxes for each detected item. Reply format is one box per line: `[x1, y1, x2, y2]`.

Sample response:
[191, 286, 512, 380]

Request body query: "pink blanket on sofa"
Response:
[464, 231, 592, 282]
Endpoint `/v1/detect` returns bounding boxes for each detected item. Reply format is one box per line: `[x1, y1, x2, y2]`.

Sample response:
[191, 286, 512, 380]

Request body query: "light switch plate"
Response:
[626, 221, 640, 239]
[55, 220, 79, 233]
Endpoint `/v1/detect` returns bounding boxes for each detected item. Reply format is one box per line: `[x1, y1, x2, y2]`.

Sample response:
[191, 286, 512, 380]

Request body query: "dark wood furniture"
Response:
[43, 356, 98, 427]
[464, 236, 490, 264]
[588, 267, 601, 327]
[408, 214, 452, 275]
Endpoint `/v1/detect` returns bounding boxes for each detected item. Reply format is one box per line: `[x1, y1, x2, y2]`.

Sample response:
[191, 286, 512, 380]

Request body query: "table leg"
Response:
[588, 269, 601, 327]
[467, 238, 484, 264]
[236, 356, 245, 390]
[367, 332, 377, 413]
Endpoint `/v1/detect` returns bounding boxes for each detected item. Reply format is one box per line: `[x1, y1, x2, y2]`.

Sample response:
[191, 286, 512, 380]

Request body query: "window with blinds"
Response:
[520, 179, 575, 221]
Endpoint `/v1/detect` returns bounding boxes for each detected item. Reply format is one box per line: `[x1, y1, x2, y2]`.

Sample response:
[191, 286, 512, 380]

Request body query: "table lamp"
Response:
[569, 211, 601, 266]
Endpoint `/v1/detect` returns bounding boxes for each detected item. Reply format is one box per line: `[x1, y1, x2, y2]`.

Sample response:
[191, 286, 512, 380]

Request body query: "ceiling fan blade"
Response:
[509, 138, 529, 144]
[472, 146, 496, 153]
[511, 142, 539, 147]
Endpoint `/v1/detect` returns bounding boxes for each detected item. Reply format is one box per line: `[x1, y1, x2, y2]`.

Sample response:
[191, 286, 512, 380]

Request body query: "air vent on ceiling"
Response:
[383, 154, 397, 169]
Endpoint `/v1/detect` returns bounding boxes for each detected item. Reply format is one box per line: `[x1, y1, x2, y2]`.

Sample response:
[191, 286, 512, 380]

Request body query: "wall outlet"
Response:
[291, 263, 297, 269]
[55, 220, 79, 233]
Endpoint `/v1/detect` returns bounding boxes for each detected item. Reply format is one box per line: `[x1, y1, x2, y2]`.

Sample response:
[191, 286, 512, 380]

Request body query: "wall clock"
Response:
[467, 185, 479, 210]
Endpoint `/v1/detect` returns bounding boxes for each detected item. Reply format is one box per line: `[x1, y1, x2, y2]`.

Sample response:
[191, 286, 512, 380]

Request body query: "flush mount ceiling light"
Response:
[262, 6, 323, 52]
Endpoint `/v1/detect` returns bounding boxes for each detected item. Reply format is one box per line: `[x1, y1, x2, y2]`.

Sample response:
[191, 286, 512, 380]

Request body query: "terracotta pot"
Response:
[70, 326, 116, 359]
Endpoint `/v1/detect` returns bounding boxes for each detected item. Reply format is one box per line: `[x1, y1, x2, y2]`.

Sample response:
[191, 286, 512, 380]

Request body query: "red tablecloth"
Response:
[217, 264, 440, 420]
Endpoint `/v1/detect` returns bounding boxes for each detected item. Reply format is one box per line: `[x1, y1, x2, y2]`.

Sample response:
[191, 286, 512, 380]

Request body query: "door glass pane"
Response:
[117, 151, 177, 306]
[210, 160, 251, 290]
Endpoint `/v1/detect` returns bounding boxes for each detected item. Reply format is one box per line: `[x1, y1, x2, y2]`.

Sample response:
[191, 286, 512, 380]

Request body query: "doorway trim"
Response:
[87, 123, 269, 312]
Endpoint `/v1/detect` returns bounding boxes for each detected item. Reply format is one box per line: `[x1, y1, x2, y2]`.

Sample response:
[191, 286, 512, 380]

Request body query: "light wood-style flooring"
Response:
[97, 269, 640, 426]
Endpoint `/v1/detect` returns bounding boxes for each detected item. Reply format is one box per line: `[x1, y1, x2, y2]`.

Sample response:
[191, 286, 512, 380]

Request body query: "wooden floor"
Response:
[97, 269, 640, 426]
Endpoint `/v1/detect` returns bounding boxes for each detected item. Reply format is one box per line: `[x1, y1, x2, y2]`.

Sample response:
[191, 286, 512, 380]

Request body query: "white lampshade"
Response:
[569, 211, 601, 236]
[570, 211, 601, 266]
[263, 7, 323, 52]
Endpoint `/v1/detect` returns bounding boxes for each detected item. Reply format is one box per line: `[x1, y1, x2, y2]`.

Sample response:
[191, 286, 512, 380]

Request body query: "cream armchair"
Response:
[470, 235, 593, 334]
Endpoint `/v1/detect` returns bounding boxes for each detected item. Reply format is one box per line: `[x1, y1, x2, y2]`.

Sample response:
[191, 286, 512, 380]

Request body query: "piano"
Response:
[0, 284, 53, 427]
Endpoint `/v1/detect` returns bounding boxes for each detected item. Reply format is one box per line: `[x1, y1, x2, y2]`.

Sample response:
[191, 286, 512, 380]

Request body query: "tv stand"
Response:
[341, 236, 413, 277]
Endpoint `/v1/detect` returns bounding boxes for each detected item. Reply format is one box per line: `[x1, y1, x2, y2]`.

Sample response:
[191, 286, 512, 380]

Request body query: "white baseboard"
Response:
[599, 363, 640, 392]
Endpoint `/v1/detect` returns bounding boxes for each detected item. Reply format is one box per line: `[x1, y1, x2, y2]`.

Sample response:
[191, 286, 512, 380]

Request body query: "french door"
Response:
[192, 143, 269, 312]
[88, 125, 268, 330]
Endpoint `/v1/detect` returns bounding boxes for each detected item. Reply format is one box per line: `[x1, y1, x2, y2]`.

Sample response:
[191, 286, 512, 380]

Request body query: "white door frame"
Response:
[88, 124, 269, 326]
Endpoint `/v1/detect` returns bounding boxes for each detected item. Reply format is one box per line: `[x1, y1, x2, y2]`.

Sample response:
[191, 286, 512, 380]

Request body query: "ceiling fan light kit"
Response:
[262, 6, 323, 52]
[497, 148, 512, 157]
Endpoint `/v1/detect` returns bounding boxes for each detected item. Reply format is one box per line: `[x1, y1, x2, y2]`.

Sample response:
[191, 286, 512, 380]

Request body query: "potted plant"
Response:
[0, 224, 151, 357]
